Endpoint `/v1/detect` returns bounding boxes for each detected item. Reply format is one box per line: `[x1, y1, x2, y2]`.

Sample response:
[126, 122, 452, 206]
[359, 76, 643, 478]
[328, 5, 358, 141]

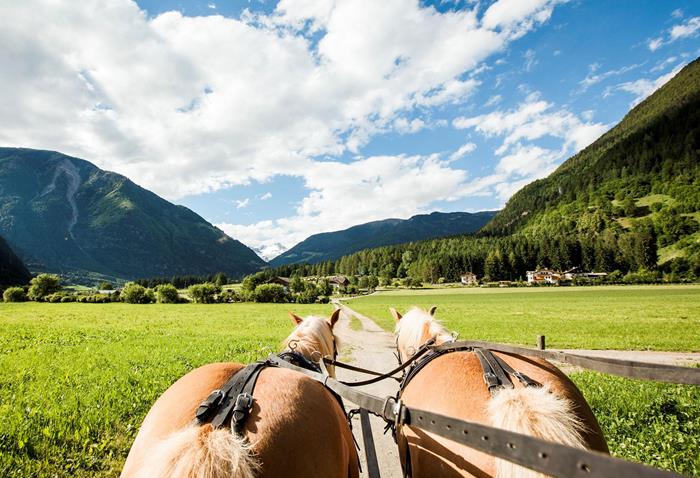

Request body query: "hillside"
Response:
[270, 211, 496, 266]
[0, 235, 31, 288]
[274, 58, 700, 282]
[0, 148, 266, 283]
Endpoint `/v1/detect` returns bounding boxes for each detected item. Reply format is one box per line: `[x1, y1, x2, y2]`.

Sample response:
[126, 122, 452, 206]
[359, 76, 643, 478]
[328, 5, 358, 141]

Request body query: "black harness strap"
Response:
[195, 360, 269, 431]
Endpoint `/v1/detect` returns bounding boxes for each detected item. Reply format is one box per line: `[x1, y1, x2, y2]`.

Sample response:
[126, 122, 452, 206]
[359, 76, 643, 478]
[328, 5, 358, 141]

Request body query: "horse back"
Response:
[399, 350, 607, 477]
[122, 362, 358, 478]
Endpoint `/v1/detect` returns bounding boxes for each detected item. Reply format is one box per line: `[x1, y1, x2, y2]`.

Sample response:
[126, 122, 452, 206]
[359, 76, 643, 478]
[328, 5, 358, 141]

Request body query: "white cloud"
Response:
[219, 154, 471, 253]
[235, 198, 250, 209]
[453, 96, 607, 155]
[613, 64, 684, 106]
[450, 142, 477, 161]
[578, 62, 641, 92]
[0, 0, 564, 254]
[648, 16, 700, 51]
[484, 94, 502, 107]
[452, 94, 609, 201]
[523, 49, 537, 72]
[672, 9, 684, 19]
[259, 192, 272, 200]
[207, 3, 216, 10]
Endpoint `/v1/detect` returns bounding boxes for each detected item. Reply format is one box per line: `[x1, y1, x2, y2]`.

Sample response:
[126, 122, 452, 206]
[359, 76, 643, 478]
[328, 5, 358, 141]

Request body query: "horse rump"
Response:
[133, 424, 258, 478]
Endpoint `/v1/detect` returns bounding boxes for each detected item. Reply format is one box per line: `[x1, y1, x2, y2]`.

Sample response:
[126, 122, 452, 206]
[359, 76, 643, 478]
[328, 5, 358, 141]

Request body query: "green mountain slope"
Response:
[485, 58, 700, 239]
[0, 148, 266, 283]
[275, 58, 700, 282]
[270, 211, 496, 267]
[0, 235, 31, 288]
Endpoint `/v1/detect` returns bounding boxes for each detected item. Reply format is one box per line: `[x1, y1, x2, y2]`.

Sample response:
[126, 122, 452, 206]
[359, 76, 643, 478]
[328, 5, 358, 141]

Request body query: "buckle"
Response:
[195, 389, 224, 422]
[483, 372, 499, 389]
[231, 392, 254, 424]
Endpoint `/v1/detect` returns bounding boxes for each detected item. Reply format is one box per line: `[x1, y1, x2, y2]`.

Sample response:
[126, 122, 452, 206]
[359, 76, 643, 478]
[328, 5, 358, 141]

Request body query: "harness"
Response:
[396, 341, 541, 478]
[195, 350, 342, 433]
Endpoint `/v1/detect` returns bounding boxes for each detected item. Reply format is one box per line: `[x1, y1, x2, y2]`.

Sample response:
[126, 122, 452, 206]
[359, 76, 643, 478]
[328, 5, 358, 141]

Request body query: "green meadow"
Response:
[347, 284, 700, 351]
[0, 303, 331, 477]
[348, 285, 700, 475]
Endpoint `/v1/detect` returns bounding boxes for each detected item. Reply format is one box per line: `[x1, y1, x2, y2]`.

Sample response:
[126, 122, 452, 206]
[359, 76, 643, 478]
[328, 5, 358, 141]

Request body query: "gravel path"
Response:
[332, 301, 403, 478]
[330, 301, 700, 477]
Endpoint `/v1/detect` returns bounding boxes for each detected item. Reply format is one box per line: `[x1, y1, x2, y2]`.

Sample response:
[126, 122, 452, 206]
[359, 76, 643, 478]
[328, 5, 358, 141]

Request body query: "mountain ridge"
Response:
[270, 210, 497, 266]
[0, 147, 266, 283]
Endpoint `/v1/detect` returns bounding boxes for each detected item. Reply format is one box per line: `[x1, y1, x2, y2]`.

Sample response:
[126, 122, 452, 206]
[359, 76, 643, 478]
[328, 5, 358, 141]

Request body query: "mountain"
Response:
[270, 211, 497, 266]
[484, 57, 700, 239]
[276, 58, 700, 281]
[0, 235, 31, 288]
[0, 148, 266, 283]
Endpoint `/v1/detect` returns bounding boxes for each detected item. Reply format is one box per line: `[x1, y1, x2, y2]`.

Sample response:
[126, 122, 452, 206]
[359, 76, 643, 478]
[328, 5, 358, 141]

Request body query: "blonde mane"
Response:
[395, 307, 453, 361]
[282, 315, 338, 375]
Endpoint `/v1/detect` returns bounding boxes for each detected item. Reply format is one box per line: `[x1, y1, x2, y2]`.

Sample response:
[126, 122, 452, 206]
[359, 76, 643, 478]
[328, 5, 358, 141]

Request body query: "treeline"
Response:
[134, 272, 229, 289]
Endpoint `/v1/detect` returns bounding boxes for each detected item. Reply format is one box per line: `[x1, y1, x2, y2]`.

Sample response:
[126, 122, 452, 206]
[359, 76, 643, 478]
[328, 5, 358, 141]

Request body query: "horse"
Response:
[120, 308, 359, 478]
[390, 306, 609, 478]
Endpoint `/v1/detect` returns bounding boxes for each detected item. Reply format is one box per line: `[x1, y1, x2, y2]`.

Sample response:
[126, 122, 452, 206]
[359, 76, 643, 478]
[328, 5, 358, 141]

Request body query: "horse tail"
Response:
[135, 424, 258, 478]
[487, 385, 587, 478]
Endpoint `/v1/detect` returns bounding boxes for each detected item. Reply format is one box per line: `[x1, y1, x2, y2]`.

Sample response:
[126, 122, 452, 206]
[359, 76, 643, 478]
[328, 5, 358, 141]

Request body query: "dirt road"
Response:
[332, 302, 403, 477]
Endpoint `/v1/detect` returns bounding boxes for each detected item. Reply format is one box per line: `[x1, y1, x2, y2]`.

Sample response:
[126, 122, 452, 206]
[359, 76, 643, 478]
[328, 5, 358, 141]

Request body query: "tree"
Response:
[214, 272, 228, 287]
[3, 287, 27, 302]
[253, 284, 288, 303]
[358, 276, 369, 290]
[318, 278, 333, 297]
[367, 275, 379, 291]
[121, 282, 152, 304]
[28, 274, 61, 301]
[188, 283, 221, 304]
[155, 284, 179, 303]
[289, 275, 305, 294]
[98, 281, 114, 290]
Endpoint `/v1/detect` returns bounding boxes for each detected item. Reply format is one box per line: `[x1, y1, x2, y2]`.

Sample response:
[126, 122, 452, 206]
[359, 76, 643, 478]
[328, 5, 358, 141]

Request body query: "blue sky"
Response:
[2, 0, 699, 258]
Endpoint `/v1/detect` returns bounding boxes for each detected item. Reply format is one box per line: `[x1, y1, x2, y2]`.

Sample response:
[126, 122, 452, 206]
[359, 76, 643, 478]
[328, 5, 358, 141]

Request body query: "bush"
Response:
[121, 282, 152, 304]
[188, 283, 221, 304]
[3, 287, 27, 302]
[98, 281, 114, 290]
[252, 284, 288, 303]
[295, 284, 319, 304]
[316, 296, 330, 304]
[28, 274, 61, 301]
[155, 284, 179, 304]
[60, 295, 76, 303]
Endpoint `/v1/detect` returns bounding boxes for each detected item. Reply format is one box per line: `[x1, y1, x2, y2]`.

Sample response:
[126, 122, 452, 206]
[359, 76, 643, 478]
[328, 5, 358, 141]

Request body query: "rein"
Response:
[267, 353, 685, 478]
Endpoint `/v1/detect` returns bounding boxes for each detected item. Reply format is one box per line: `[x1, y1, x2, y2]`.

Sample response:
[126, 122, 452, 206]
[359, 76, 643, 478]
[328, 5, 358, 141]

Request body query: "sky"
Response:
[2, 1, 699, 259]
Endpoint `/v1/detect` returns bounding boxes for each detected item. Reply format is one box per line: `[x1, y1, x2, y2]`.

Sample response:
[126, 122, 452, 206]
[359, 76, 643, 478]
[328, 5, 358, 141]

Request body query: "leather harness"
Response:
[195, 350, 346, 434]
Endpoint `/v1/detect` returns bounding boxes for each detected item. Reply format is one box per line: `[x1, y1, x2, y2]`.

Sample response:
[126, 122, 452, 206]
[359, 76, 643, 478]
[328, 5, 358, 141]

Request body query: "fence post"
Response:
[537, 335, 546, 350]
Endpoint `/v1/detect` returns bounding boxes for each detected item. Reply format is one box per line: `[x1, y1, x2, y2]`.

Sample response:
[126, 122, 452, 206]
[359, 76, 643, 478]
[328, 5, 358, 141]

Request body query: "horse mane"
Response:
[282, 315, 338, 361]
[395, 307, 453, 354]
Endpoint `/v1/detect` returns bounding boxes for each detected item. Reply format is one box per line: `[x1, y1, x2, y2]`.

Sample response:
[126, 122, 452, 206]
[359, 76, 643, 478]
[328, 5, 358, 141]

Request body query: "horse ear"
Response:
[389, 308, 403, 322]
[428, 306, 437, 316]
[328, 308, 341, 328]
[288, 312, 304, 325]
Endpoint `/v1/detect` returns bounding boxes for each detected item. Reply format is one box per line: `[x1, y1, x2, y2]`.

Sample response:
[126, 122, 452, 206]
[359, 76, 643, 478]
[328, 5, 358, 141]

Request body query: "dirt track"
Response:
[332, 302, 404, 477]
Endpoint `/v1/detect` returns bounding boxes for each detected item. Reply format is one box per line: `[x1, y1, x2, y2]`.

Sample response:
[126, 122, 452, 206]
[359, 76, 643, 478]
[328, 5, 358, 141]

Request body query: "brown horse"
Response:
[121, 309, 359, 478]
[390, 306, 608, 478]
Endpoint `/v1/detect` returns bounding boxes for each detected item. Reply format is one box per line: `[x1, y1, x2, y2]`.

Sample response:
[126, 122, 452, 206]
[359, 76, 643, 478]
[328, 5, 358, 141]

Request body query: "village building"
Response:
[460, 272, 478, 285]
[328, 275, 349, 289]
[526, 269, 562, 285]
[268, 277, 291, 288]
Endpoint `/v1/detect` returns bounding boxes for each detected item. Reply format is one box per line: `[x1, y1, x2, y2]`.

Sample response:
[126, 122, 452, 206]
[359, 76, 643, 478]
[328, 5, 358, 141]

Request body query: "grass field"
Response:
[348, 285, 700, 475]
[347, 285, 700, 351]
[0, 302, 332, 477]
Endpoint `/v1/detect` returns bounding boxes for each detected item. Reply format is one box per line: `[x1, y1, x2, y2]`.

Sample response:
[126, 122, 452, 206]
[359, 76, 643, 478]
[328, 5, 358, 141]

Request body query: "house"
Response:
[328, 275, 349, 289]
[461, 272, 478, 285]
[268, 276, 291, 287]
[526, 269, 562, 285]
